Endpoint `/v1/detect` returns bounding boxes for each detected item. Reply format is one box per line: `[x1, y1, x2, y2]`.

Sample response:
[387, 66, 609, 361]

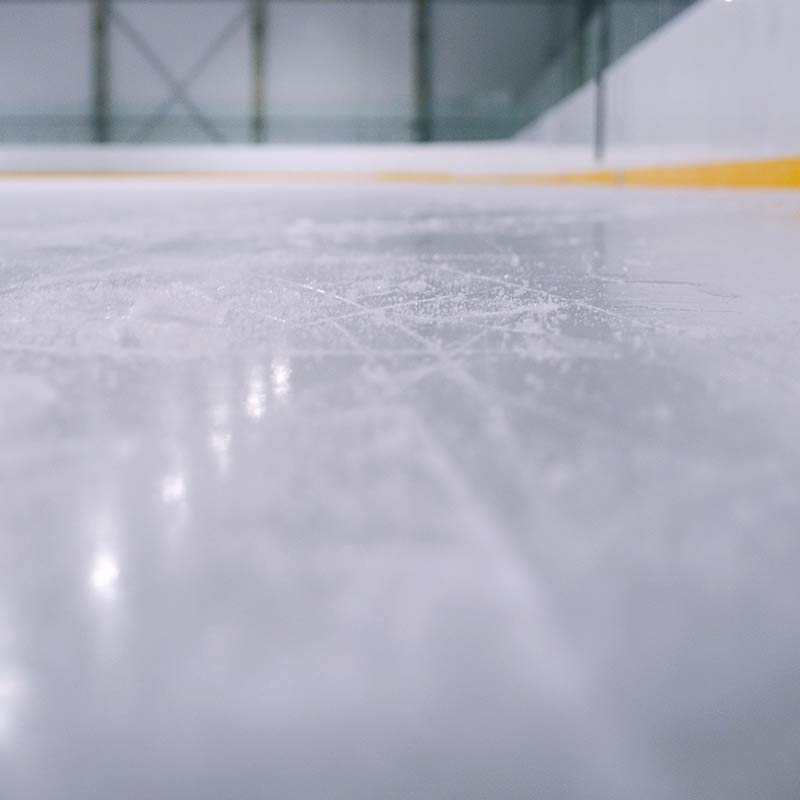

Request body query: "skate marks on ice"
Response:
[1, 184, 800, 799]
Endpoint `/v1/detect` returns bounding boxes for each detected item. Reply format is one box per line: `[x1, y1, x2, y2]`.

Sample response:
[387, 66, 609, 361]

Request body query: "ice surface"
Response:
[1, 181, 800, 799]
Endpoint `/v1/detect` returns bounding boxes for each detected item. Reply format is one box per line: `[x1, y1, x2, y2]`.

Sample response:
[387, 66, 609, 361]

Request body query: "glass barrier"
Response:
[0, 0, 699, 148]
[518, 0, 697, 154]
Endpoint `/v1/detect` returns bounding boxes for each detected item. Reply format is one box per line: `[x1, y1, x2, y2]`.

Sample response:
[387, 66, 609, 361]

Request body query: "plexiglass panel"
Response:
[0, 0, 698, 144]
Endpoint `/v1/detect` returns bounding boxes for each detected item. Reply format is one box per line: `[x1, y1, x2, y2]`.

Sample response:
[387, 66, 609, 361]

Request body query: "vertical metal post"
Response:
[576, 0, 593, 85]
[93, 0, 110, 143]
[594, 0, 611, 161]
[413, 0, 432, 143]
[251, 0, 266, 143]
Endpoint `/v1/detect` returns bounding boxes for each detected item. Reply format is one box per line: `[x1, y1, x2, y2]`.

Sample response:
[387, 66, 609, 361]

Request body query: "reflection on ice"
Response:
[209, 430, 232, 473]
[0, 611, 24, 747]
[210, 400, 231, 429]
[85, 503, 123, 603]
[245, 365, 268, 419]
[89, 551, 120, 595]
[271, 356, 292, 400]
[0, 667, 24, 745]
[161, 472, 187, 505]
[209, 379, 233, 473]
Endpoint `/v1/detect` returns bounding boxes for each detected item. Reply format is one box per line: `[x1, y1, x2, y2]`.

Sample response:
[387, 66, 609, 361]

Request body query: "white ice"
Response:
[1, 180, 800, 799]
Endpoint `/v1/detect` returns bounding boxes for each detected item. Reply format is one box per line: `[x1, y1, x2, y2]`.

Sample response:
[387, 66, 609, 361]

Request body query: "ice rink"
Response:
[2, 178, 800, 798]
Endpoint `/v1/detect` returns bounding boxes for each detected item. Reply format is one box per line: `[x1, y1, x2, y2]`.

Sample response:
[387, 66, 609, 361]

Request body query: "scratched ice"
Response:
[1, 181, 800, 799]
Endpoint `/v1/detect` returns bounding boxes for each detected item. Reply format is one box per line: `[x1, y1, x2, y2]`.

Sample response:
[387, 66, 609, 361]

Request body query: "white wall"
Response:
[523, 0, 800, 158]
[521, 82, 595, 147]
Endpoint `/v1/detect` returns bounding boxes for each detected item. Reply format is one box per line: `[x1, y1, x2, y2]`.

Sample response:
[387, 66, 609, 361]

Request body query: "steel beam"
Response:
[575, 0, 593, 85]
[251, 0, 266, 143]
[111, 5, 247, 142]
[92, 0, 110, 143]
[594, 0, 610, 161]
[413, 0, 432, 143]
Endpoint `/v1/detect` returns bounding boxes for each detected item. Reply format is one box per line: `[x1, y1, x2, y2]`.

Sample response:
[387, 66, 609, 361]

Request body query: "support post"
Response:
[594, 0, 610, 162]
[576, 0, 593, 85]
[413, 0, 432, 143]
[93, 0, 110, 143]
[251, 0, 266, 143]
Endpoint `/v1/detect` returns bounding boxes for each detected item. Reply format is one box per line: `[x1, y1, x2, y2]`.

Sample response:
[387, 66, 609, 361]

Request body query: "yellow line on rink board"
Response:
[1, 157, 800, 189]
[620, 158, 800, 189]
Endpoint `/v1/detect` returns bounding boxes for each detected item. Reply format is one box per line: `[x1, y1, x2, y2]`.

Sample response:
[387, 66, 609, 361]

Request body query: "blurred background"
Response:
[2, 0, 771, 160]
